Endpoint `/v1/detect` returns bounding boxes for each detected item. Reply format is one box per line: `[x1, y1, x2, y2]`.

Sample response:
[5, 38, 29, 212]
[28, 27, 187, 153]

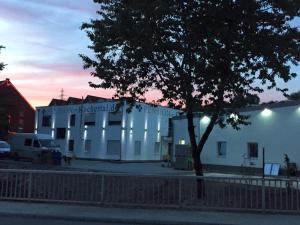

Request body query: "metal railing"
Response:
[0, 169, 300, 213]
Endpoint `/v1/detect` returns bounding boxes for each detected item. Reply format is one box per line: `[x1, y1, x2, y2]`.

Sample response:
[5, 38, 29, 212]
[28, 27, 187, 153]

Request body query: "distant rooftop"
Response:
[48, 95, 109, 106]
[173, 100, 300, 120]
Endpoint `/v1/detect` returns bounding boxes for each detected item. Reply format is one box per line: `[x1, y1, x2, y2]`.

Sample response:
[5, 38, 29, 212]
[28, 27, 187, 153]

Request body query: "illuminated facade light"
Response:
[201, 116, 210, 124]
[179, 139, 186, 145]
[261, 108, 272, 117]
[230, 113, 238, 121]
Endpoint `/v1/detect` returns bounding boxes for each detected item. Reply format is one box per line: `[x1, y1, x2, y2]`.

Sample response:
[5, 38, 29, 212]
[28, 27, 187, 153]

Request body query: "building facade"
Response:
[0, 78, 35, 139]
[173, 101, 300, 172]
[36, 98, 180, 161]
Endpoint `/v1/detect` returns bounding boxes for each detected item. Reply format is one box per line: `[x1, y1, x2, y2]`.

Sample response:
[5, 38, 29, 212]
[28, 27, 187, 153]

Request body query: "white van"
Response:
[8, 133, 60, 160]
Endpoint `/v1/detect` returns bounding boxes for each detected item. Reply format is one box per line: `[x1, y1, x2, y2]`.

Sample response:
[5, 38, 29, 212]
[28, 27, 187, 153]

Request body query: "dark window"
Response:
[108, 112, 122, 125]
[56, 128, 66, 139]
[68, 140, 74, 151]
[33, 140, 40, 148]
[134, 141, 141, 156]
[42, 115, 51, 127]
[84, 140, 92, 153]
[217, 141, 226, 157]
[70, 114, 76, 127]
[84, 113, 96, 126]
[24, 139, 32, 146]
[248, 143, 258, 158]
[19, 118, 24, 125]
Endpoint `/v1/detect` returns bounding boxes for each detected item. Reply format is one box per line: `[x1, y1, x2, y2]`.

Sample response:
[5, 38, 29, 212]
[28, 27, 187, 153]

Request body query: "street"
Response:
[0, 215, 226, 225]
[0, 216, 139, 225]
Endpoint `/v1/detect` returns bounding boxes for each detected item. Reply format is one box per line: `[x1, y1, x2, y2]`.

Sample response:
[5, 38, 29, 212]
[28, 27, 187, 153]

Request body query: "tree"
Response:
[0, 45, 8, 139]
[81, 1, 300, 180]
[0, 46, 5, 72]
[287, 90, 300, 100]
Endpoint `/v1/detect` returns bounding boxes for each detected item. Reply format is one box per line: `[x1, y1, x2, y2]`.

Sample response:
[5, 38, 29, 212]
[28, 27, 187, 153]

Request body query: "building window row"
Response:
[42, 112, 122, 128]
[217, 141, 259, 159]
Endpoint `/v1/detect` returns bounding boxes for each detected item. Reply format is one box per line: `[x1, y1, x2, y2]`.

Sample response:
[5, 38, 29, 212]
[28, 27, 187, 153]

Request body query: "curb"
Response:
[0, 211, 233, 225]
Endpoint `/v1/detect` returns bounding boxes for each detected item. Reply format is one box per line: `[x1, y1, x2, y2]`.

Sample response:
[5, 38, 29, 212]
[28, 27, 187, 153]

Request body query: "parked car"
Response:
[8, 133, 60, 161]
[0, 140, 11, 157]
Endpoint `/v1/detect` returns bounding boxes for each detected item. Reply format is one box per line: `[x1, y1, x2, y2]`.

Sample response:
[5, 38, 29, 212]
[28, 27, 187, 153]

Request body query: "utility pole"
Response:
[59, 88, 66, 100]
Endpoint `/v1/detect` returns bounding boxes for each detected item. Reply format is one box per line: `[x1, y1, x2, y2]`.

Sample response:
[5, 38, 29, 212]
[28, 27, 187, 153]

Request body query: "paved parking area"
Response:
[68, 159, 194, 175]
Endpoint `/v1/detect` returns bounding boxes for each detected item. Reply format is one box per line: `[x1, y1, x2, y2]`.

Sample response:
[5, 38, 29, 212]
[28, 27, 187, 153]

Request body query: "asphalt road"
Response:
[0, 216, 139, 225]
[0, 215, 230, 225]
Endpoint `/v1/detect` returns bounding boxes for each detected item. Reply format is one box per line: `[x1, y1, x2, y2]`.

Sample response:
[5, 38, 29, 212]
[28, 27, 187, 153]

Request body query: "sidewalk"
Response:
[0, 201, 300, 225]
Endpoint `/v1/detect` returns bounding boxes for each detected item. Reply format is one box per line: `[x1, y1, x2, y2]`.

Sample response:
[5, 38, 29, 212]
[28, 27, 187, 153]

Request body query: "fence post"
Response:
[178, 178, 182, 206]
[100, 175, 104, 203]
[262, 178, 265, 212]
[27, 172, 32, 201]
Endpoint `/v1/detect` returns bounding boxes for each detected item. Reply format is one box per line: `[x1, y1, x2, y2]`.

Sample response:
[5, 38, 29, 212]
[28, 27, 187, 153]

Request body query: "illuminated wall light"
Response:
[261, 108, 272, 117]
[179, 139, 185, 145]
[83, 125, 88, 140]
[130, 128, 133, 134]
[51, 129, 55, 138]
[230, 113, 238, 121]
[201, 116, 210, 124]
[67, 129, 70, 139]
[34, 129, 37, 134]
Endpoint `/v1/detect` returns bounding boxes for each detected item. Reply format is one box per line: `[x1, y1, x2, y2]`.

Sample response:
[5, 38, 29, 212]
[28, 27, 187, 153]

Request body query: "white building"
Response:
[36, 96, 180, 161]
[173, 101, 300, 173]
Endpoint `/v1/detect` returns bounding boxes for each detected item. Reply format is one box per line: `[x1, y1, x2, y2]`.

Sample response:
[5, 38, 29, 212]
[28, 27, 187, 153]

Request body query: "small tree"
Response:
[81, 1, 300, 180]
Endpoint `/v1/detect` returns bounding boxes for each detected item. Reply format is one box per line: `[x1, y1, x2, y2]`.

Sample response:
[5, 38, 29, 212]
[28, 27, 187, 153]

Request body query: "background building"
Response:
[173, 101, 300, 173]
[36, 97, 180, 161]
[0, 78, 35, 139]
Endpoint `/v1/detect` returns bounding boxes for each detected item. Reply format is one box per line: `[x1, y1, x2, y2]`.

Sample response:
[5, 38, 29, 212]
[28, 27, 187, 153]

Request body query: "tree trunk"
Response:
[187, 110, 219, 199]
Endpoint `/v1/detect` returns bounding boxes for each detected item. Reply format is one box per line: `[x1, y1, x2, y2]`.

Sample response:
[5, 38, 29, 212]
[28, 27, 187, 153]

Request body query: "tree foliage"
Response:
[81, 0, 300, 176]
[287, 90, 300, 100]
[0, 46, 5, 72]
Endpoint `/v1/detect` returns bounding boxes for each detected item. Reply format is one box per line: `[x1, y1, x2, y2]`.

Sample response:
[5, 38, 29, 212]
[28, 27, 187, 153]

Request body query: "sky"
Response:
[0, 0, 300, 108]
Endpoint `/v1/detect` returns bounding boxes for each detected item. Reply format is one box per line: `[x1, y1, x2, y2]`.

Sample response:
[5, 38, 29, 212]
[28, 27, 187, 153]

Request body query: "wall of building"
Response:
[36, 101, 180, 161]
[0, 79, 35, 139]
[173, 103, 300, 171]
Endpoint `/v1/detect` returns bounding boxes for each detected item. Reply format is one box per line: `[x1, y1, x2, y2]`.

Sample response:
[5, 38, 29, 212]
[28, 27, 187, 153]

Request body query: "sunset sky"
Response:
[0, 0, 300, 108]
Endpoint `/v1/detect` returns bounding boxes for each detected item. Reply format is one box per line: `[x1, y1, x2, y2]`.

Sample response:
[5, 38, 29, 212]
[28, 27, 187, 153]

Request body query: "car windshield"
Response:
[0, 142, 10, 148]
[39, 139, 59, 148]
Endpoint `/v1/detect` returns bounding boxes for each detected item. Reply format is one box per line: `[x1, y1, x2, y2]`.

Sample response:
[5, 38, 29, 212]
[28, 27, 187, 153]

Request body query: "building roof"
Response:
[173, 100, 300, 120]
[84, 95, 107, 103]
[48, 99, 67, 106]
[47, 95, 109, 106]
[0, 78, 35, 111]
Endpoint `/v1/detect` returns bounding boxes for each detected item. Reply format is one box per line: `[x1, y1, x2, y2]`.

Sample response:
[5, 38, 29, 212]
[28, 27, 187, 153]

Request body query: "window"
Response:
[19, 118, 24, 125]
[70, 114, 76, 127]
[84, 113, 96, 126]
[248, 142, 258, 158]
[217, 141, 226, 157]
[108, 112, 122, 125]
[134, 141, 141, 156]
[68, 140, 74, 151]
[154, 142, 160, 154]
[56, 128, 66, 139]
[33, 140, 40, 148]
[24, 139, 32, 146]
[85, 140, 92, 153]
[179, 139, 185, 145]
[42, 115, 51, 127]
[107, 140, 121, 155]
